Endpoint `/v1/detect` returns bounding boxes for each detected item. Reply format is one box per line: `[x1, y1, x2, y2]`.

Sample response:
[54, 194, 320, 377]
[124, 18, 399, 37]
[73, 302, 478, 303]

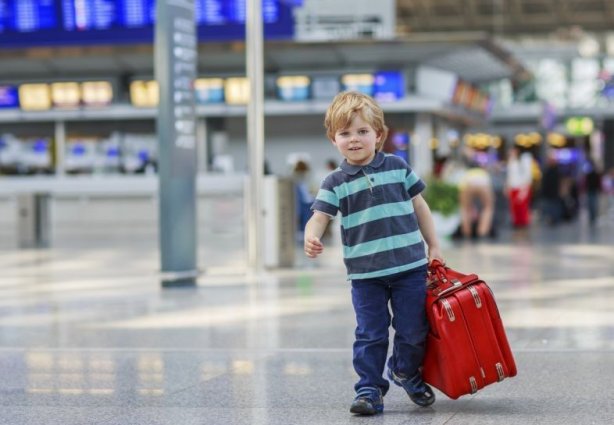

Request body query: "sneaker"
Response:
[349, 387, 384, 415]
[387, 369, 435, 407]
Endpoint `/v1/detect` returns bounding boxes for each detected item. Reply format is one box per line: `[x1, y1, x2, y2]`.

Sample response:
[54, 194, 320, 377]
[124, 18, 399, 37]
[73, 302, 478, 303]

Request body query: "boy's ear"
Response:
[375, 133, 383, 150]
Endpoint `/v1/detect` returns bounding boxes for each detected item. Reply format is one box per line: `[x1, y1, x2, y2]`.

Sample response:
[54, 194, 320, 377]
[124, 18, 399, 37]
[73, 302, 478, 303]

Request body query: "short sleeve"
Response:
[311, 175, 339, 217]
[404, 165, 426, 198]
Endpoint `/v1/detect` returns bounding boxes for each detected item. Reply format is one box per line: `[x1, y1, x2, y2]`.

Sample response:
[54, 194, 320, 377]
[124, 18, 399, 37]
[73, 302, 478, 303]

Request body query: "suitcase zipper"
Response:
[469, 376, 478, 393]
[468, 286, 482, 309]
[496, 363, 505, 381]
[441, 299, 455, 322]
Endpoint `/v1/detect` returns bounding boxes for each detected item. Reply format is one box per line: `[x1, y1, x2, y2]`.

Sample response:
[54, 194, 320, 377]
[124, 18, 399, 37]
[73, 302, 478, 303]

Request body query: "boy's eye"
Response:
[359, 129, 369, 135]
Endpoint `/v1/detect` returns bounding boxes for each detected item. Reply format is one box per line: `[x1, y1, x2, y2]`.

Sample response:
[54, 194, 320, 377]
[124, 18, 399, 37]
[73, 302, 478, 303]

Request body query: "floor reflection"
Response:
[0, 211, 613, 423]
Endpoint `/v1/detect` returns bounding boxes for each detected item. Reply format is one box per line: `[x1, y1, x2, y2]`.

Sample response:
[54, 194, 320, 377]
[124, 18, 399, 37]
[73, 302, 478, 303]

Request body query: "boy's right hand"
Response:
[304, 236, 324, 258]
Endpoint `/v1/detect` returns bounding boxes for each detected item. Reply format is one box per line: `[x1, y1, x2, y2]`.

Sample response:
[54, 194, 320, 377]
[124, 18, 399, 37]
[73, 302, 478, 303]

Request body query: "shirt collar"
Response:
[340, 152, 385, 175]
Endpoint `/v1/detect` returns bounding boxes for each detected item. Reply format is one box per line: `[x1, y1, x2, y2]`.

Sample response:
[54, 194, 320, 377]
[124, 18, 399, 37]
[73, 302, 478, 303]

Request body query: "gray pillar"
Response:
[17, 193, 51, 249]
[54, 121, 65, 176]
[246, 0, 265, 273]
[155, 0, 198, 287]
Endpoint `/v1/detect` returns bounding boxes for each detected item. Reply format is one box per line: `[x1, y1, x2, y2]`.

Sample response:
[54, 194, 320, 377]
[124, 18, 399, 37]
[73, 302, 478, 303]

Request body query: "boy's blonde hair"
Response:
[324, 91, 389, 151]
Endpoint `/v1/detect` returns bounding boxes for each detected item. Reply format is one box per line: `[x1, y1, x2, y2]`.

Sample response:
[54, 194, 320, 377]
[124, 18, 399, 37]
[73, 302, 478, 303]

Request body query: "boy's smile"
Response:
[332, 115, 381, 166]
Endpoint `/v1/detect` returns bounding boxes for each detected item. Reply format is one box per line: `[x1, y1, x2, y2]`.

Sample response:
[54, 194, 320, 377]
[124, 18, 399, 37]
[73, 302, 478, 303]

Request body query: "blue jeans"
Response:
[351, 266, 428, 395]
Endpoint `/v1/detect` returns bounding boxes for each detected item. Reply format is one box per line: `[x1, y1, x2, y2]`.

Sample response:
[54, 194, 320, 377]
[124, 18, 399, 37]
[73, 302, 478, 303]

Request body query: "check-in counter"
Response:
[0, 174, 245, 250]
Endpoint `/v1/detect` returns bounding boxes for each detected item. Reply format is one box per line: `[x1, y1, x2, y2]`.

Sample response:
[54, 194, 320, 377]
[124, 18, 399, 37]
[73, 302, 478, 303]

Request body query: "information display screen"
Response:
[18, 83, 52, 111]
[224, 77, 250, 105]
[194, 78, 224, 104]
[0, 0, 295, 47]
[51, 82, 80, 108]
[0, 85, 19, 108]
[81, 81, 113, 106]
[373, 71, 404, 102]
[342, 74, 374, 96]
[129, 80, 159, 107]
[276, 75, 309, 101]
[0, 0, 58, 32]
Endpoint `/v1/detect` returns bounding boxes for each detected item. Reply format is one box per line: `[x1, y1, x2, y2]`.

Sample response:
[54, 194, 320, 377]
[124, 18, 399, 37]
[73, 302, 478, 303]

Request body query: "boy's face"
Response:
[331, 114, 380, 166]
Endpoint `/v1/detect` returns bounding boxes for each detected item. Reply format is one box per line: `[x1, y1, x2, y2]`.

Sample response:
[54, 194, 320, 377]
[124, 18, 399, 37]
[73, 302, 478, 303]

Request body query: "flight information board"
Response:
[0, 0, 295, 46]
[0, 85, 19, 108]
[0, 0, 58, 32]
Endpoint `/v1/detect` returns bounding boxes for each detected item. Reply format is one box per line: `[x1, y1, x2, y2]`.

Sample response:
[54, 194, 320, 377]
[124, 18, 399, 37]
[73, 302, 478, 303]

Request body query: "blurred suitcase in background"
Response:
[422, 260, 517, 399]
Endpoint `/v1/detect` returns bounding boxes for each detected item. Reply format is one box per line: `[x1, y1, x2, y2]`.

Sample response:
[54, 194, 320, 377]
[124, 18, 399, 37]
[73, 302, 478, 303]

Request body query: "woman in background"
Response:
[506, 146, 533, 227]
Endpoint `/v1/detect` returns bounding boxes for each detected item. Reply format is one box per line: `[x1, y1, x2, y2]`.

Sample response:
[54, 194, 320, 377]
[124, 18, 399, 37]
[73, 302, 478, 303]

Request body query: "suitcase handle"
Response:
[428, 259, 448, 283]
[428, 259, 463, 297]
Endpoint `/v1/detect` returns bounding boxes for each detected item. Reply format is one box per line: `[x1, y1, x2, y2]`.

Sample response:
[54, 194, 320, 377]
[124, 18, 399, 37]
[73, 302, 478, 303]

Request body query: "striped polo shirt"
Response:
[311, 152, 427, 280]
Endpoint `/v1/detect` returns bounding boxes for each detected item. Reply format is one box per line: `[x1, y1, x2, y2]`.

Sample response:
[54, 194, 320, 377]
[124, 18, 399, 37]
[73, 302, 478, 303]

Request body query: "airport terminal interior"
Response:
[1, 0, 614, 424]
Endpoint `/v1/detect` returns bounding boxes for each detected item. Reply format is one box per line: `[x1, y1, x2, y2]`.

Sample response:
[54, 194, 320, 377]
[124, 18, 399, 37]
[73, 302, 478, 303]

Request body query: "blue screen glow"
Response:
[0, 0, 295, 46]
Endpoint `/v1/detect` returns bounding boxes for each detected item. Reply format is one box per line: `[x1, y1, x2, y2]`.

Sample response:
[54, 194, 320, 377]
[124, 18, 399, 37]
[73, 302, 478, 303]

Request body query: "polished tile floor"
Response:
[1, 197, 613, 424]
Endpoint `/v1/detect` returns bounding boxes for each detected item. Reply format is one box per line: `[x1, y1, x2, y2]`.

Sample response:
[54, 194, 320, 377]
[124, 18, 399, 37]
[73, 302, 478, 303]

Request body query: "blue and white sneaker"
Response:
[387, 369, 435, 407]
[349, 387, 384, 415]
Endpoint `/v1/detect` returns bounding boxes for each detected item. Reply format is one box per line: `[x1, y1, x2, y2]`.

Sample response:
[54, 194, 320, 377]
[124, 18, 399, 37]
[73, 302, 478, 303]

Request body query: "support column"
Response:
[54, 121, 65, 176]
[246, 0, 265, 274]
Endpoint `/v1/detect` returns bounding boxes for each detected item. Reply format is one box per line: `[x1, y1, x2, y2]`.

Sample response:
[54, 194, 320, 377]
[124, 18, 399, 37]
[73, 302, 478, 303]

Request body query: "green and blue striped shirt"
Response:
[312, 152, 427, 280]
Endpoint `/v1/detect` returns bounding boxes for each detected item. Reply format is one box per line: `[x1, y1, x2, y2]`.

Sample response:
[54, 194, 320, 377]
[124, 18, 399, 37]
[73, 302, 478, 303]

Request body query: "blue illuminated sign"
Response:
[0, 0, 295, 47]
[373, 71, 405, 102]
[391, 131, 409, 163]
[0, 0, 57, 32]
[0, 85, 19, 108]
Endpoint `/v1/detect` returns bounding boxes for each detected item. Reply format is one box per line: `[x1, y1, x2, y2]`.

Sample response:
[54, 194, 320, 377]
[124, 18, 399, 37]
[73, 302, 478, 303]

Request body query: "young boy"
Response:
[304, 91, 444, 415]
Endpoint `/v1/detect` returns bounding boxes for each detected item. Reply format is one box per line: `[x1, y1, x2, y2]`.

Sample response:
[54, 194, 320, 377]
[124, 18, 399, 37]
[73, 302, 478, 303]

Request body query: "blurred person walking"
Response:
[540, 151, 562, 226]
[506, 146, 533, 227]
[458, 162, 494, 239]
[583, 158, 602, 227]
[604, 167, 614, 224]
[293, 159, 315, 239]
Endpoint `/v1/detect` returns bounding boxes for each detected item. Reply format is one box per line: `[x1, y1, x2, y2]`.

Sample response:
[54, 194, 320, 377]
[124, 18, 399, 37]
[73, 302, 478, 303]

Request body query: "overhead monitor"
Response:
[130, 80, 159, 108]
[0, 85, 19, 108]
[341, 74, 374, 96]
[276, 75, 310, 101]
[18, 83, 52, 111]
[373, 71, 404, 102]
[51, 82, 80, 108]
[311, 76, 340, 100]
[0, 0, 296, 47]
[0, 0, 58, 33]
[194, 78, 224, 104]
[224, 77, 249, 105]
[81, 81, 113, 106]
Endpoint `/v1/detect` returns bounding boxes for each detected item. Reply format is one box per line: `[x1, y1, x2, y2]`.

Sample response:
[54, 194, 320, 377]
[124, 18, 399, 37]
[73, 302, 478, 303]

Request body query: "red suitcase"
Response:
[422, 260, 517, 399]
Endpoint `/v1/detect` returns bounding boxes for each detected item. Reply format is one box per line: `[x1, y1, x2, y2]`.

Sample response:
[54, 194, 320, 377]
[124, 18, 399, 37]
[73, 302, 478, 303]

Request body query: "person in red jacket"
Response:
[506, 147, 533, 227]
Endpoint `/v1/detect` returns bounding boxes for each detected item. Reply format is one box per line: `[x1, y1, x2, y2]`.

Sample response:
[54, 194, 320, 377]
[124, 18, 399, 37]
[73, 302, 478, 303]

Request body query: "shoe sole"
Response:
[409, 394, 435, 408]
[349, 405, 383, 415]
[388, 369, 435, 407]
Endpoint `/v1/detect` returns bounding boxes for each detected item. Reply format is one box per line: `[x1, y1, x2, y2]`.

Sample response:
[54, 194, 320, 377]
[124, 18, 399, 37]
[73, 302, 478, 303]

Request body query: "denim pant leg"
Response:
[351, 279, 391, 395]
[387, 267, 429, 383]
